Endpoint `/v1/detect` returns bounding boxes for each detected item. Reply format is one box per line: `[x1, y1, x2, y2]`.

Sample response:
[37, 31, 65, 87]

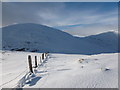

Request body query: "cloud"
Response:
[62, 23, 118, 36]
[0, 2, 2, 27]
[3, 2, 118, 26]
[2, 2, 66, 26]
[2, 2, 118, 36]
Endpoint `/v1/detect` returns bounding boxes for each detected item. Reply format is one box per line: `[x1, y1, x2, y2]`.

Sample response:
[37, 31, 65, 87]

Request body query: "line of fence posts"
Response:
[28, 52, 49, 73]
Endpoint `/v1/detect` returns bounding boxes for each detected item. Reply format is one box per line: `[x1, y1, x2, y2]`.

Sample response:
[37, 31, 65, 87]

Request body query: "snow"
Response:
[1, 23, 118, 88]
[1, 51, 42, 88]
[2, 23, 118, 55]
[1, 51, 118, 88]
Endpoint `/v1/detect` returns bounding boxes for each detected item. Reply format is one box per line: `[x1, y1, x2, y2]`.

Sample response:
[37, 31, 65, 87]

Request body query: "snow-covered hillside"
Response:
[1, 23, 118, 88]
[80, 31, 118, 51]
[2, 23, 118, 55]
[0, 51, 118, 88]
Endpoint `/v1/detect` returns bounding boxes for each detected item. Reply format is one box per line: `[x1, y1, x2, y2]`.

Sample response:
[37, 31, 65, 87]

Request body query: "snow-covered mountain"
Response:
[2, 23, 118, 55]
[80, 31, 118, 52]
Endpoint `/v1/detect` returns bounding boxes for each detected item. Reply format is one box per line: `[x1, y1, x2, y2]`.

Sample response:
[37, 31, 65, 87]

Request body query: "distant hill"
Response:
[2, 23, 118, 54]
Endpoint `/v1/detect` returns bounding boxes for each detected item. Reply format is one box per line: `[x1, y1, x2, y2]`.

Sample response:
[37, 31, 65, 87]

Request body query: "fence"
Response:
[0, 52, 49, 88]
[28, 52, 49, 73]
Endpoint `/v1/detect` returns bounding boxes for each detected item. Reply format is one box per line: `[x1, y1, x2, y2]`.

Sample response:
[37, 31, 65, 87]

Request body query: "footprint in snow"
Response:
[101, 67, 111, 71]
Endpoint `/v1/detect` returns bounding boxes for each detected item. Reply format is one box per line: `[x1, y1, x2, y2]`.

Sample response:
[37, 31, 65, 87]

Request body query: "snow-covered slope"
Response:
[80, 31, 118, 51]
[1, 51, 118, 88]
[2, 23, 118, 54]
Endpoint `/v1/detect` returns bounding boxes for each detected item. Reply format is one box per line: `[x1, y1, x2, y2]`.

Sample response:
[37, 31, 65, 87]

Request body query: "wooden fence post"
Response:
[42, 53, 44, 60]
[28, 55, 33, 73]
[35, 56, 37, 68]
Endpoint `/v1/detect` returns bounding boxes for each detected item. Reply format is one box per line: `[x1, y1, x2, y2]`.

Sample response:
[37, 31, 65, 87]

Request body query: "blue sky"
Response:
[2, 2, 118, 36]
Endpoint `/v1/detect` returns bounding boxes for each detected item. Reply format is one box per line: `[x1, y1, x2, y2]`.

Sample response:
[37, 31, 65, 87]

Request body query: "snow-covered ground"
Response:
[0, 51, 118, 88]
[1, 51, 42, 88]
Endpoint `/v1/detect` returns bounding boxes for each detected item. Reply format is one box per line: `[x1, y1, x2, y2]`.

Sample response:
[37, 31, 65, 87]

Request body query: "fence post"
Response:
[35, 56, 37, 68]
[42, 53, 44, 60]
[28, 55, 33, 73]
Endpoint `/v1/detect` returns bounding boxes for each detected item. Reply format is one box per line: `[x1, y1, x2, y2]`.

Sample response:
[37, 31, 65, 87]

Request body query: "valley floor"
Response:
[0, 51, 118, 88]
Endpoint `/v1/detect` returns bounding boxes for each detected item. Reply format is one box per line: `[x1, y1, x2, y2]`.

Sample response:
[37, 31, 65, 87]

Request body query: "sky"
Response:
[2, 2, 118, 36]
[2, 0, 120, 2]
